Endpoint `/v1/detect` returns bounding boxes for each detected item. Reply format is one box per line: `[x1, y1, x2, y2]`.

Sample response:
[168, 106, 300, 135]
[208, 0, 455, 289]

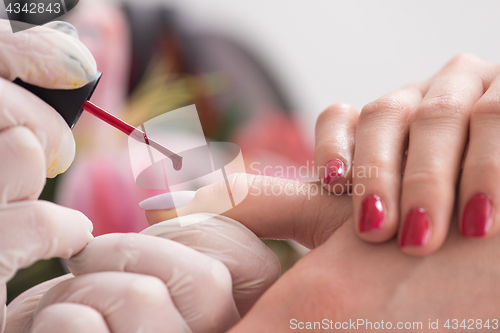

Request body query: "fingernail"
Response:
[359, 194, 384, 232]
[400, 207, 430, 247]
[462, 193, 493, 238]
[46, 128, 76, 178]
[139, 191, 196, 210]
[43, 21, 80, 39]
[324, 159, 344, 185]
[79, 214, 94, 233]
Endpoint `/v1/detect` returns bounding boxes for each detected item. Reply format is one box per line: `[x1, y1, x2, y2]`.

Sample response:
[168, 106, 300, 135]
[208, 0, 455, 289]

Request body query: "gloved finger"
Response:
[42, 21, 79, 39]
[0, 127, 45, 203]
[31, 303, 109, 333]
[315, 103, 358, 191]
[0, 19, 97, 89]
[68, 233, 240, 333]
[1, 285, 6, 333]
[0, 77, 75, 178]
[34, 272, 190, 333]
[143, 175, 353, 249]
[0, 201, 93, 282]
[6, 274, 73, 333]
[140, 214, 281, 316]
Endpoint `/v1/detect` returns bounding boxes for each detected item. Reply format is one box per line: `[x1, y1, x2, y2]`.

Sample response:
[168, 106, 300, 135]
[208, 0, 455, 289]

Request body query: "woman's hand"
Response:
[315, 54, 500, 255]
[137, 54, 500, 330]
[144, 175, 500, 332]
[231, 216, 500, 333]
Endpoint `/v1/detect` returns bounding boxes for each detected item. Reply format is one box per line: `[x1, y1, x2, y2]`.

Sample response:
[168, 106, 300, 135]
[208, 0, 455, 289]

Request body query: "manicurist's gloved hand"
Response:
[0, 19, 96, 333]
[1, 18, 277, 333]
[52, 215, 280, 333]
[8, 214, 278, 333]
[8, 226, 277, 333]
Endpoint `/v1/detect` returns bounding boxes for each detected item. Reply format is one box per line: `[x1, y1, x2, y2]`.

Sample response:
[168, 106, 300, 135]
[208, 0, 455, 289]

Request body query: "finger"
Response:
[399, 54, 489, 255]
[459, 67, 500, 238]
[0, 19, 97, 89]
[0, 127, 45, 203]
[1, 285, 5, 333]
[69, 234, 240, 333]
[43, 21, 79, 39]
[143, 174, 353, 249]
[34, 272, 190, 333]
[31, 303, 109, 333]
[6, 274, 73, 333]
[315, 103, 358, 192]
[352, 86, 423, 242]
[0, 201, 93, 282]
[140, 214, 281, 316]
[0, 78, 75, 177]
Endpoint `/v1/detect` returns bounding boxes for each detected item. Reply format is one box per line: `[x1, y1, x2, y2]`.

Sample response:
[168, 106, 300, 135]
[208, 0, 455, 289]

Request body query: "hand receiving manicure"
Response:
[314, 53, 500, 255]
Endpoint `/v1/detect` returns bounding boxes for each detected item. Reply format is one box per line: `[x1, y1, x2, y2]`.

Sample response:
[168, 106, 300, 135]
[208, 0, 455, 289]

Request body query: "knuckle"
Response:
[41, 304, 103, 331]
[76, 308, 106, 331]
[203, 259, 233, 291]
[30, 201, 57, 233]
[125, 275, 168, 304]
[465, 151, 500, 172]
[114, 233, 144, 255]
[0, 129, 46, 200]
[446, 53, 483, 69]
[360, 97, 409, 123]
[402, 81, 423, 90]
[355, 156, 394, 176]
[472, 96, 500, 118]
[402, 169, 446, 190]
[317, 103, 354, 124]
[415, 95, 467, 121]
[6, 127, 42, 155]
[314, 140, 340, 155]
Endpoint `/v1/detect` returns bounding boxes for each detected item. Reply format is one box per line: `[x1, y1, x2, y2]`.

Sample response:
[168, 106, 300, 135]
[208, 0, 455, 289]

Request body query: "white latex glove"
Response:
[29, 213, 278, 333]
[139, 214, 281, 316]
[0, 19, 96, 333]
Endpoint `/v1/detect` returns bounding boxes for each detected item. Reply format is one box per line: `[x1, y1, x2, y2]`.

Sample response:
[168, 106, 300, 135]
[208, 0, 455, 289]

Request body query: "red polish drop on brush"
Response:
[13, 72, 183, 171]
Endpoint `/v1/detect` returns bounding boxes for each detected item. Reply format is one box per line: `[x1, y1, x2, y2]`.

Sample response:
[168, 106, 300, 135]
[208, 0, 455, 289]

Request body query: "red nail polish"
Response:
[462, 193, 493, 238]
[400, 207, 430, 247]
[324, 159, 344, 185]
[359, 194, 384, 232]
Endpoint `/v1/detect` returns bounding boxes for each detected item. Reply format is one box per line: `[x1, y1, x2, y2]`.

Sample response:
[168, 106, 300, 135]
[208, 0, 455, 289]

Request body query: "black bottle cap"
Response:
[13, 72, 103, 129]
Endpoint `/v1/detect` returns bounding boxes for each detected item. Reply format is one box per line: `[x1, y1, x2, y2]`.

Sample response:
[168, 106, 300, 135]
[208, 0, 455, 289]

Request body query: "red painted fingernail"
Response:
[400, 207, 430, 247]
[462, 193, 493, 238]
[359, 194, 384, 232]
[324, 159, 344, 185]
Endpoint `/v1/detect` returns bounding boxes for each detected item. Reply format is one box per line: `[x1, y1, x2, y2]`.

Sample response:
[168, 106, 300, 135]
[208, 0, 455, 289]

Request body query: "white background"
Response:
[3, 0, 500, 141]
[175, 0, 500, 141]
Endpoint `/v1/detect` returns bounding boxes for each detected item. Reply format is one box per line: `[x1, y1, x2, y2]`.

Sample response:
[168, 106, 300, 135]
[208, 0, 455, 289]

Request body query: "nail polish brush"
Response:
[13, 72, 183, 171]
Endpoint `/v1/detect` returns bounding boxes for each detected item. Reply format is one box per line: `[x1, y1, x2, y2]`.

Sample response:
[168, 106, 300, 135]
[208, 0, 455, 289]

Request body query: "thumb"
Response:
[143, 174, 353, 249]
[0, 19, 97, 89]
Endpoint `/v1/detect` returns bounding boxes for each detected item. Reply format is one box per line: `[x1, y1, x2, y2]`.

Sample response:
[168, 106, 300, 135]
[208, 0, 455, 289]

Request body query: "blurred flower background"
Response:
[7, 0, 500, 302]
